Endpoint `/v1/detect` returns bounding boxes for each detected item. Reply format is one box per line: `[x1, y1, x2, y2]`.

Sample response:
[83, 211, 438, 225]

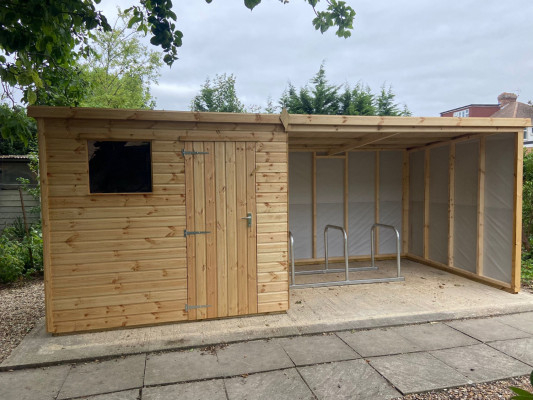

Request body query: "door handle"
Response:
[241, 212, 253, 228]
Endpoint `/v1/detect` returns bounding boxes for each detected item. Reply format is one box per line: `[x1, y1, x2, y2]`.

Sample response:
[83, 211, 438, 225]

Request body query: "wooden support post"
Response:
[37, 119, 54, 331]
[448, 143, 456, 267]
[423, 149, 430, 259]
[312, 152, 317, 259]
[402, 150, 409, 254]
[512, 131, 524, 293]
[374, 151, 380, 254]
[476, 137, 486, 276]
[344, 153, 349, 234]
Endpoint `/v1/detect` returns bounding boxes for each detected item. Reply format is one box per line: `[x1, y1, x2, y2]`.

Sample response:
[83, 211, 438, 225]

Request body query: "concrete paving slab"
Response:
[225, 368, 314, 400]
[274, 333, 359, 366]
[4, 262, 533, 369]
[493, 312, 533, 334]
[0, 365, 71, 400]
[369, 352, 470, 394]
[216, 340, 294, 376]
[298, 359, 401, 399]
[143, 380, 227, 400]
[83, 389, 141, 400]
[489, 337, 533, 367]
[430, 344, 532, 383]
[446, 318, 532, 342]
[336, 328, 420, 357]
[144, 348, 220, 386]
[394, 322, 480, 351]
[57, 355, 145, 399]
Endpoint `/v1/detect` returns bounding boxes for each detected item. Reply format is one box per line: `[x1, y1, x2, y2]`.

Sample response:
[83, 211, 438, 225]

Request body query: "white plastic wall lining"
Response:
[409, 151, 424, 256]
[428, 146, 449, 264]
[288, 152, 313, 259]
[483, 133, 514, 283]
[454, 140, 479, 273]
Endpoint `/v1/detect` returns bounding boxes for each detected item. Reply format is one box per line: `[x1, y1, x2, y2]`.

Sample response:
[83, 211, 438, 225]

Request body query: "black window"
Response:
[88, 141, 152, 193]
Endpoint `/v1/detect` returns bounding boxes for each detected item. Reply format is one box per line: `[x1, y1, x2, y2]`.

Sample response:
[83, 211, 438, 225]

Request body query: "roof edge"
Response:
[27, 106, 531, 129]
[26, 106, 283, 124]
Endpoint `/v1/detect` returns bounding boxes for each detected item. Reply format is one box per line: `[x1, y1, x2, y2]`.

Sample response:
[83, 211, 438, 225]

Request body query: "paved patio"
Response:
[3, 260, 533, 369]
[1, 313, 533, 399]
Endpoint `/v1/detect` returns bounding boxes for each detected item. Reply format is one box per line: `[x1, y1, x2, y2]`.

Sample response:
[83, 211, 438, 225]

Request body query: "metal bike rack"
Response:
[370, 223, 403, 280]
[290, 223, 406, 289]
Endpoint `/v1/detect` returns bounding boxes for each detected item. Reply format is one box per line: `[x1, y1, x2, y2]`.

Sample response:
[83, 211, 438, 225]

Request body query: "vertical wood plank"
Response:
[193, 142, 207, 319]
[448, 143, 456, 267]
[235, 142, 248, 315]
[37, 120, 54, 331]
[512, 131, 524, 293]
[184, 141, 197, 320]
[423, 149, 430, 259]
[246, 142, 258, 314]
[312, 152, 317, 259]
[204, 142, 217, 318]
[374, 151, 380, 254]
[215, 142, 228, 317]
[225, 142, 239, 315]
[476, 137, 486, 276]
[402, 150, 410, 254]
[344, 153, 349, 233]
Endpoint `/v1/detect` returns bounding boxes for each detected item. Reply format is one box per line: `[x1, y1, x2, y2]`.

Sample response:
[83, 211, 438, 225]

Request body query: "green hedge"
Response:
[0, 220, 43, 283]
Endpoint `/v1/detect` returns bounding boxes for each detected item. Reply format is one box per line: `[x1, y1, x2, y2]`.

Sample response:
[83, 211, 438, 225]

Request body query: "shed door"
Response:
[184, 141, 257, 320]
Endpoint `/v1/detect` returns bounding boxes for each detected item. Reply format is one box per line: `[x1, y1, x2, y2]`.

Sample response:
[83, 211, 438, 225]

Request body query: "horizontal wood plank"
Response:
[51, 226, 183, 242]
[255, 152, 288, 163]
[255, 172, 287, 183]
[52, 258, 187, 276]
[53, 268, 186, 288]
[53, 300, 185, 322]
[51, 216, 186, 231]
[52, 310, 188, 333]
[257, 213, 288, 223]
[51, 236, 185, 254]
[52, 247, 186, 265]
[257, 271, 288, 283]
[49, 205, 184, 220]
[257, 301, 289, 313]
[52, 289, 186, 310]
[49, 195, 184, 208]
[258, 282, 288, 293]
[53, 279, 187, 299]
[256, 183, 288, 193]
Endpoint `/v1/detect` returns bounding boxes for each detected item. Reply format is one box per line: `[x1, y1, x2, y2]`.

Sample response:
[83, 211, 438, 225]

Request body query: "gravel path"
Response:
[0, 279, 532, 399]
[395, 375, 533, 399]
[0, 278, 45, 363]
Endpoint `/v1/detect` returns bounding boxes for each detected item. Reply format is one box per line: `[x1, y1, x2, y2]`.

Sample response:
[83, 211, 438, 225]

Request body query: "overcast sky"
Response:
[99, 1, 533, 116]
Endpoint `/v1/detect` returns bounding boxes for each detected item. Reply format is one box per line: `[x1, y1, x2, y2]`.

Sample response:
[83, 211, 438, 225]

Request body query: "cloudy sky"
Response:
[99, 1, 533, 116]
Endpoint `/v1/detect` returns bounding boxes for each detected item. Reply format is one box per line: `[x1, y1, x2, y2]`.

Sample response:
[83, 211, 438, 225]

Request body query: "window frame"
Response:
[86, 139, 154, 195]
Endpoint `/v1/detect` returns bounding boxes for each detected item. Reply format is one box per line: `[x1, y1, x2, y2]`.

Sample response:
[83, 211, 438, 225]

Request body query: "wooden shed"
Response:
[28, 106, 528, 334]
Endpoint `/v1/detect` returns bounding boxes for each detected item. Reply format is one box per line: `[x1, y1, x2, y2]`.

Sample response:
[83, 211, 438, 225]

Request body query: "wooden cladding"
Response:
[37, 112, 288, 333]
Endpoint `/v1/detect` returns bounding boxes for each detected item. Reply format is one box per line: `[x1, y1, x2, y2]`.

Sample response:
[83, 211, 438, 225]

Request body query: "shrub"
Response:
[0, 235, 26, 283]
[0, 221, 43, 283]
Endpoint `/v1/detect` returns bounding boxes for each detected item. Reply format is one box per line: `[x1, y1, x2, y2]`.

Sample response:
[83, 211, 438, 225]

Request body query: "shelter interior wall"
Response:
[288, 150, 403, 262]
[407, 133, 516, 290]
[483, 133, 514, 283]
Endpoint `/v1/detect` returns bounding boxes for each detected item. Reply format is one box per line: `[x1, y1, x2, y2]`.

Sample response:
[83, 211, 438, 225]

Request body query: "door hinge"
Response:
[184, 229, 211, 237]
[185, 304, 212, 312]
[181, 149, 209, 156]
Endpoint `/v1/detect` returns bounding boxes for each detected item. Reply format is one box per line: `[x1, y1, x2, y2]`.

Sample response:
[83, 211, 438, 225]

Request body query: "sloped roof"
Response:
[491, 101, 533, 119]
